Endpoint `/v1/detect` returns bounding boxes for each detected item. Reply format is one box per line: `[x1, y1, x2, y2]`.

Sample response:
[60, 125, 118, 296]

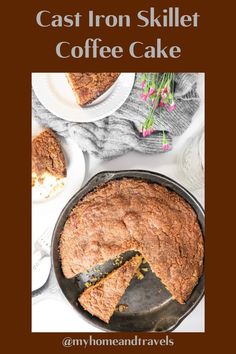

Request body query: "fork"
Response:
[32, 226, 52, 273]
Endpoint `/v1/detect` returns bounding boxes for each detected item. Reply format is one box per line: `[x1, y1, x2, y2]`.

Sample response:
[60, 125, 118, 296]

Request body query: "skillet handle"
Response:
[32, 267, 64, 305]
[153, 316, 181, 332]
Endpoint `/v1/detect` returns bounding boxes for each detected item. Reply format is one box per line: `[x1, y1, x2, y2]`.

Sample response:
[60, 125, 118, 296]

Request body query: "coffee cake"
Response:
[60, 179, 204, 304]
[66, 72, 120, 106]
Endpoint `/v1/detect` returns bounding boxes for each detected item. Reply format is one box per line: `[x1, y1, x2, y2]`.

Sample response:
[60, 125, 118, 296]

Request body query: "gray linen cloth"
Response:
[32, 73, 200, 159]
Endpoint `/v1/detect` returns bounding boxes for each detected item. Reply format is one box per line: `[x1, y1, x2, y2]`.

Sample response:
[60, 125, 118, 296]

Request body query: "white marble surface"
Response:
[32, 73, 205, 333]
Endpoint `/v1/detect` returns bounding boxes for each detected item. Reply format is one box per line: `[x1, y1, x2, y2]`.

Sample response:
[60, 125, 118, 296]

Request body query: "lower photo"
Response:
[31, 72, 205, 332]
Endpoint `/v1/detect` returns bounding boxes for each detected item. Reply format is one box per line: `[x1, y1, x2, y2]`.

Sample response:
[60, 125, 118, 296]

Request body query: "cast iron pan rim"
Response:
[51, 169, 205, 332]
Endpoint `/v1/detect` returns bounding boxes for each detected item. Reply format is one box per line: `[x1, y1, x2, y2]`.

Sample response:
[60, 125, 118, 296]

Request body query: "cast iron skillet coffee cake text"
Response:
[59, 178, 204, 318]
[66, 72, 120, 106]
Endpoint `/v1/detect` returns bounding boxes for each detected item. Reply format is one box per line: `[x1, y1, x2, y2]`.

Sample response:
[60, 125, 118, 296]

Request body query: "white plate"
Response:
[32, 73, 135, 122]
[32, 120, 86, 204]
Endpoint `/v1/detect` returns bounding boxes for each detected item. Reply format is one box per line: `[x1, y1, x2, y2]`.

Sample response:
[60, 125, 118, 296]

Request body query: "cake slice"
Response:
[66, 72, 120, 106]
[32, 129, 66, 198]
[79, 255, 142, 323]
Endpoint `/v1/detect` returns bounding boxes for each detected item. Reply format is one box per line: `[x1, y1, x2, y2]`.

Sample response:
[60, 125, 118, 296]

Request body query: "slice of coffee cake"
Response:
[66, 72, 120, 106]
[79, 255, 142, 323]
[32, 129, 66, 198]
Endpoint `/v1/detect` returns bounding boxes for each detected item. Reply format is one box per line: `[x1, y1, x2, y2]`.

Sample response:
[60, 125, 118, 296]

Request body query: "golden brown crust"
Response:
[66, 72, 120, 106]
[32, 129, 66, 181]
[59, 179, 204, 304]
[79, 255, 142, 323]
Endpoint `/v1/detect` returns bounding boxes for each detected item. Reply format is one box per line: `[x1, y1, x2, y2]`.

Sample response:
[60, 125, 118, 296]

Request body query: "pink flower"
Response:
[162, 143, 171, 151]
[148, 87, 155, 96]
[168, 102, 176, 112]
[142, 130, 148, 137]
[141, 93, 148, 101]
[143, 130, 150, 137]
[141, 80, 146, 89]
[161, 92, 167, 99]
[142, 128, 154, 137]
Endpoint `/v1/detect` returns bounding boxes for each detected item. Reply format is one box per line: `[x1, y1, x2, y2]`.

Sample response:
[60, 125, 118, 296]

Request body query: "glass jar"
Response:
[177, 129, 204, 191]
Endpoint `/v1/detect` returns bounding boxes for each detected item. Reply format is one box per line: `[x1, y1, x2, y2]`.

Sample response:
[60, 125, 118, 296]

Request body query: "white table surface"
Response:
[32, 73, 205, 333]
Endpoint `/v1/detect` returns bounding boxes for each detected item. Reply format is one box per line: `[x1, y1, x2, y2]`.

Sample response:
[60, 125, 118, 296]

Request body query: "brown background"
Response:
[2, 0, 234, 353]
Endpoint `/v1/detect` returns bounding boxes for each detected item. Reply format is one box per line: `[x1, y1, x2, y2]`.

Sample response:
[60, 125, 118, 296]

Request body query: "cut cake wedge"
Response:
[78, 255, 142, 323]
[66, 72, 120, 106]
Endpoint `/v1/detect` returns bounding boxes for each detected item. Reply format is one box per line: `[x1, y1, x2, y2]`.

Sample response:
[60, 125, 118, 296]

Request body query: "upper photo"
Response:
[31, 72, 205, 333]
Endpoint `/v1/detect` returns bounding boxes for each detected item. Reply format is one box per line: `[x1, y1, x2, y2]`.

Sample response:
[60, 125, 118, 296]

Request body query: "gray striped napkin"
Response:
[32, 73, 200, 159]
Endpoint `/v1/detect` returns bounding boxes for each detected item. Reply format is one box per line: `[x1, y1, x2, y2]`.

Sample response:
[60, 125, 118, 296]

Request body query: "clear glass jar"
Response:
[177, 129, 204, 191]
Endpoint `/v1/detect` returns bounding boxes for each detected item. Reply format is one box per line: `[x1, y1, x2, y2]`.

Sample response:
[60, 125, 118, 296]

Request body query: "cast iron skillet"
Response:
[32, 170, 205, 332]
